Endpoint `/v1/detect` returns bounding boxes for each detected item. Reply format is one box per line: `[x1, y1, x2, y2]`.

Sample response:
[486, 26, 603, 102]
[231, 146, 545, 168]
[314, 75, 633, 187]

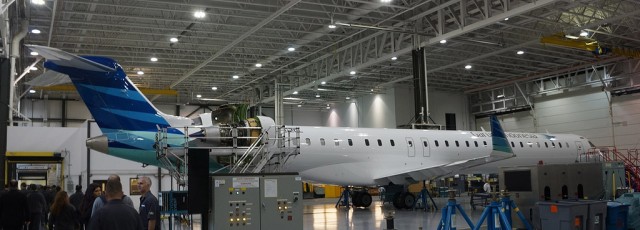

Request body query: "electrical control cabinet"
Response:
[209, 173, 302, 230]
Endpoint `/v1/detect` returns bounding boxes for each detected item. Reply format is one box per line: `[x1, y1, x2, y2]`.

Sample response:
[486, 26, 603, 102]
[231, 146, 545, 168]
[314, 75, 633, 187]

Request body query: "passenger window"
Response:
[511, 142, 515, 147]
[320, 138, 325, 146]
[558, 142, 562, 148]
[377, 139, 382, 146]
[348, 139, 353, 146]
[305, 138, 310, 146]
[408, 141, 413, 147]
[483, 141, 487, 146]
[544, 142, 549, 148]
[537, 142, 540, 148]
[455, 141, 459, 147]
[445, 140, 449, 147]
[423, 141, 428, 147]
[566, 142, 569, 148]
[465, 141, 469, 147]
[551, 142, 556, 148]
[390, 140, 395, 146]
[474, 141, 478, 147]
[520, 142, 524, 148]
[435, 140, 439, 147]
[365, 139, 370, 146]
[334, 139, 339, 146]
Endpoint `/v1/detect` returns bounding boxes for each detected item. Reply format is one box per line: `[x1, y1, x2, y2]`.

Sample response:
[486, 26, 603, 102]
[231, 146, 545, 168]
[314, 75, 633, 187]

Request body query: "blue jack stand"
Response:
[335, 186, 352, 209]
[499, 192, 533, 230]
[414, 181, 438, 211]
[473, 194, 511, 230]
[437, 191, 475, 230]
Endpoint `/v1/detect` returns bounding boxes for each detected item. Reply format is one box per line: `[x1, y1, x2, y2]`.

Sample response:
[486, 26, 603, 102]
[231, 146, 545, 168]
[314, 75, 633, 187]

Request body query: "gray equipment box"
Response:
[537, 201, 589, 229]
[558, 200, 607, 230]
[209, 173, 302, 230]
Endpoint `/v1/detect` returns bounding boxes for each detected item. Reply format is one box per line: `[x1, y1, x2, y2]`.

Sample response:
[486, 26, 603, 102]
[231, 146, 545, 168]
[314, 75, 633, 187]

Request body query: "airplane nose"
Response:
[86, 135, 109, 153]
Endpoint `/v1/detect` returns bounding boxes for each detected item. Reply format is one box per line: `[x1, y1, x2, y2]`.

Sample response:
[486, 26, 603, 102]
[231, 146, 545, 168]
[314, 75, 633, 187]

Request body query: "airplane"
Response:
[26, 45, 594, 209]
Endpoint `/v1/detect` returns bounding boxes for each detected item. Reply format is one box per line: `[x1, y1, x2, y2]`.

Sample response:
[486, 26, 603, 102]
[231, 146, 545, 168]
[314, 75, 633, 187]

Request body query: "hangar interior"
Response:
[2, 0, 640, 229]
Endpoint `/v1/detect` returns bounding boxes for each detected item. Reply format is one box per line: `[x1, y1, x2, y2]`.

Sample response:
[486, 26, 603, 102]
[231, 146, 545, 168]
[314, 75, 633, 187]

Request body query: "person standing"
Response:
[89, 179, 143, 230]
[138, 177, 160, 230]
[69, 185, 83, 212]
[27, 184, 47, 230]
[483, 181, 492, 193]
[49, 191, 79, 230]
[0, 180, 30, 230]
[79, 184, 101, 230]
[91, 175, 134, 218]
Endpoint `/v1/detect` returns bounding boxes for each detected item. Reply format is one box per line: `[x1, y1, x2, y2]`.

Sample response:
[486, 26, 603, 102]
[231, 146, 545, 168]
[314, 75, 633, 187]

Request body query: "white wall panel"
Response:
[67, 100, 92, 119]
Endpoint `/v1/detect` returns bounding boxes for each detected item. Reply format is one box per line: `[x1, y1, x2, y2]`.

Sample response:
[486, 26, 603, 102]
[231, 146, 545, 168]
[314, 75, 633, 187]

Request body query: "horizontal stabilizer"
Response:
[374, 115, 515, 185]
[26, 45, 115, 72]
[26, 71, 71, 87]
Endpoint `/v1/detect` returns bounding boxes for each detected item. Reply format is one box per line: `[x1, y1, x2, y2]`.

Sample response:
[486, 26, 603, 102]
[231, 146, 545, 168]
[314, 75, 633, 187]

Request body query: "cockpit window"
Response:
[588, 141, 596, 148]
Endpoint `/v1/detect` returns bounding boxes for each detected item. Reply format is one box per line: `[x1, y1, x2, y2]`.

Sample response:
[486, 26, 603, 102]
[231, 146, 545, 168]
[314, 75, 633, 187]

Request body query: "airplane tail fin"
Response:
[27, 45, 172, 132]
[490, 115, 515, 158]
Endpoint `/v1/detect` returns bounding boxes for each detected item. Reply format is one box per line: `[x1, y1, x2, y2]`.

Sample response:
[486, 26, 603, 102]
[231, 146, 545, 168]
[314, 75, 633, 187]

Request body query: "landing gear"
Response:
[392, 192, 415, 209]
[352, 191, 373, 208]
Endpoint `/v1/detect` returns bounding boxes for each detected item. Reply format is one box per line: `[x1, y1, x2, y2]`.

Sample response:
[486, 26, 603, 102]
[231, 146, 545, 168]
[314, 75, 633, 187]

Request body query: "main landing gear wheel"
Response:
[351, 191, 373, 208]
[393, 192, 415, 209]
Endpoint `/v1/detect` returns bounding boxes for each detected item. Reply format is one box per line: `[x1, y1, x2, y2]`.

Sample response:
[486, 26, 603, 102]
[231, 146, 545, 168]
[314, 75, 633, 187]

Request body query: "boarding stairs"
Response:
[581, 146, 640, 191]
[155, 125, 300, 184]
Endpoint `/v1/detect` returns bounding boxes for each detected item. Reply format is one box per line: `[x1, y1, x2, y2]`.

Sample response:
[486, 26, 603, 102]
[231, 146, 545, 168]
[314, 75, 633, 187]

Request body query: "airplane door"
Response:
[421, 137, 430, 157]
[575, 141, 584, 158]
[406, 137, 415, 157]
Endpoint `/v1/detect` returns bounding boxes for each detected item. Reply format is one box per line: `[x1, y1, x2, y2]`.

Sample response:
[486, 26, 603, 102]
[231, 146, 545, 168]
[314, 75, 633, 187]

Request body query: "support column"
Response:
[0, 57, 9, 185]
[412, 48, 428, 123]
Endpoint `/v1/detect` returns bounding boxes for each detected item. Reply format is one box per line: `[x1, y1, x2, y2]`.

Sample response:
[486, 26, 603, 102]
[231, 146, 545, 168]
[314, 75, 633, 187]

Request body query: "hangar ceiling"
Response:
[18, 0, 640, 109]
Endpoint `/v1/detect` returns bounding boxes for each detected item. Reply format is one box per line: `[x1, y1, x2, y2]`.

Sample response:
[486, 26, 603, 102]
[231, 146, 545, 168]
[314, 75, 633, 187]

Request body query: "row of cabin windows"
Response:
[306, 138, 571, 149]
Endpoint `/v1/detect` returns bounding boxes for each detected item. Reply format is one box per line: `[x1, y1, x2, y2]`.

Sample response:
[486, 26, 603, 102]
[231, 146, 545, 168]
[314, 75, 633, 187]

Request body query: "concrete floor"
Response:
[165, 195, 520, 229]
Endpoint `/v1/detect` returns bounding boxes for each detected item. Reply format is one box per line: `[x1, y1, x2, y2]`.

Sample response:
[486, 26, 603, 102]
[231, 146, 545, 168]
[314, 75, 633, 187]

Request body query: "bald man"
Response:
[138, 177, 160, 230]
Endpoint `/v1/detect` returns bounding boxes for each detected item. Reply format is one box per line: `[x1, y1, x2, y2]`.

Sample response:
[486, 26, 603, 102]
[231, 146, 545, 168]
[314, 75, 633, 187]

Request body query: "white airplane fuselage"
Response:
[284, 126, 589, 186]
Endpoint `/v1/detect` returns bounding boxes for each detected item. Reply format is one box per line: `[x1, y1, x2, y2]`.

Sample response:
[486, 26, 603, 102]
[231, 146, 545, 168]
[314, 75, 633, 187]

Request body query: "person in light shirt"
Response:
[483, 181, 492, 193]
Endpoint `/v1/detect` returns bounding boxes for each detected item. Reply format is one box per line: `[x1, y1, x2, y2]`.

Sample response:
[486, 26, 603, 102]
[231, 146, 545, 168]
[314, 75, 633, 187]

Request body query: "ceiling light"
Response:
[326, 106, 330, 109]
[31, 0, 45, 5]
[391, 56, 397, 60]
[321, 81, 326, 85]
[349, 71, 356, 75]
[30, 51, 39, 56]
[292, 91, 298, 95]
[370, 89, 374, 92]
[504, 17, 509, 21]
[211, 87, 218, 90]
[516, 50, 525, 55]
[440, 39, 447, 44]
[150, 57, 158, 62]
[381, 0, 392, 2]
[31, 29, 41, 34]
[297, 104, 302, 107]
[137, 71, 144, 75]
[30, 66, 38, 71]
[464, 65, 472, 69]
[328, 24, 336, 29]
[580, 30, 589, 37]
[287, 47, 295, 51]
[232, 75, 239, 79]
[497, 94, 505, 98]
[315, 94, 320, 98]
[346, 97, 350, 100]
[170, 37, 178, 43]
[29, 89, 36, 93]
[194, 11, 206, 18]
[196, 94, 202, 98]
[255, 63, 262, 68]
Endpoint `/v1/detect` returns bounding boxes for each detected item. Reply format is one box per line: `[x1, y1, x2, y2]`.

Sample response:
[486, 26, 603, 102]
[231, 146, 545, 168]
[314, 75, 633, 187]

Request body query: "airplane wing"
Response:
[374, 115, 515, 185]
[26, 71, 71, 86]
[26, 45, 115, 72]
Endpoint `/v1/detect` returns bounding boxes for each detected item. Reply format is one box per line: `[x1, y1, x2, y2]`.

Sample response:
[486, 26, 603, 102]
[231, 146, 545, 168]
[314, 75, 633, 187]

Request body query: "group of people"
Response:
[0, 175, 160, 230]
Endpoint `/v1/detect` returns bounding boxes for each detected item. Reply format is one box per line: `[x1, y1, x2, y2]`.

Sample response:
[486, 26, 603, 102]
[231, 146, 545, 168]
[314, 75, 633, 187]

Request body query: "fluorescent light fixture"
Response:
[321, 81, 326, 85]
[29, 89, 36, 93]
[370, 89, 374, 92]
[30, 66, 38, 71]
[326, 106, 330, 109]
[31, 0, 45, 5]
[497, 94, 505, 98]
[345, 97, 350, 100]
[196, 94, 202, 98]
[440, 39, 447, 44]
[292, 91, 298, 95]
[232, 75, 239, 79]
[315, 94, 320, 98]
[391, 56, 397, 60]
[211, 87, 218, 90]
[170, 37, 178, 43]
[349, 71, 356, 75]
[255, 63, 262, 68]
[194, 11, 206, 18]
[284, 97, 304, 100]
[504, 17, 509, 21]
[150, 57, 158, 62]
[381, 0, 392, 2]
[297, 104, 302, 107]
[464, 64, 472, 69]
[31, 29, 41, 34]
[516, 50, 525, 55]
[30, 51, 39, 56]
[137, 71, 144, 75]
[328, 24, 336, 29]
[287, 47, 295, 51]
[580, 30, 588, 37]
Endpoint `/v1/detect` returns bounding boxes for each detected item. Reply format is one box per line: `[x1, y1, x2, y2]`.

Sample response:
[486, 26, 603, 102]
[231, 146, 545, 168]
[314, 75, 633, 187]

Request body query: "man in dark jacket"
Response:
[0, 180, 30, 230]
[69, 185, 84, 211]
[90, 179, 143, 230]
[27, 184, 47, 230]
